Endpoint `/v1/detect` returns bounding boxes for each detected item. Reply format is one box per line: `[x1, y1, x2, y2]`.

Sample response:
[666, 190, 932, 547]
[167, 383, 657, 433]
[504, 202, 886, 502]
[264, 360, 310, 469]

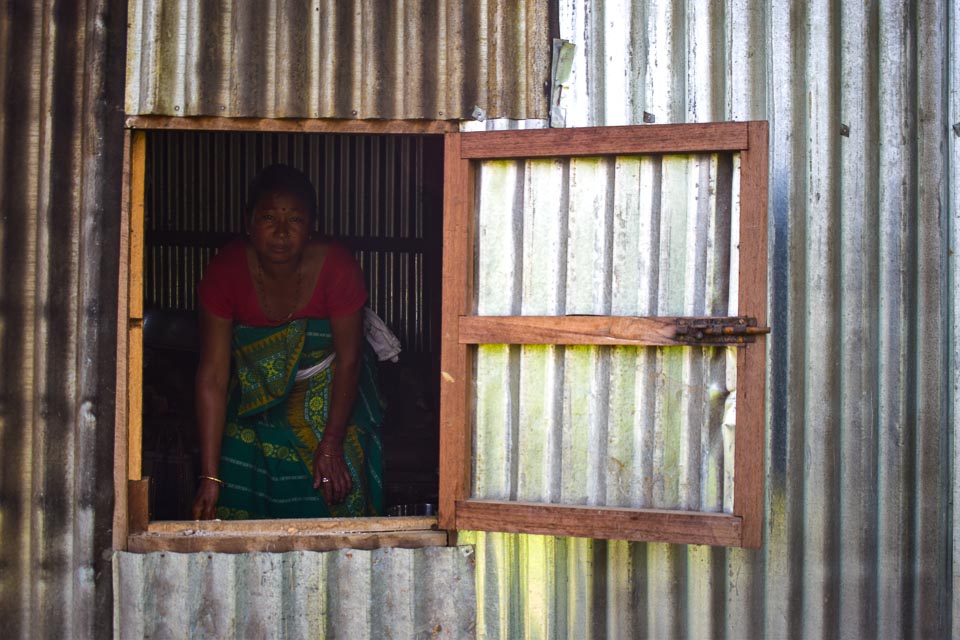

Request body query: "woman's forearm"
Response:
[195, 308, 233, 478]
[196, 378, 228, 476]
[321, 354, 360, 448]
[322, 309, 365, 451]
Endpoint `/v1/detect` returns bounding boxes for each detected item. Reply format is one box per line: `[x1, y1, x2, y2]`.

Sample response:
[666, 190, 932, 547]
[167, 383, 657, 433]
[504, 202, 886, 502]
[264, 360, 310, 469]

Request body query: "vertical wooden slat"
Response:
[127, 323, 144, 481]
[127, 478, 150, 534]
[733, 121, 769, 548]
[129, 132, 146, 320]
[127, 131, 146, 481]
[438, 133, 474, 530]
[113, 130, 133, 550]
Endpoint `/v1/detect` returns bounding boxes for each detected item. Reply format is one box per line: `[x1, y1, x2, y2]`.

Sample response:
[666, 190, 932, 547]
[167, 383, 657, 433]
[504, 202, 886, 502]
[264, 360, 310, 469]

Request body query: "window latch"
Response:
[675, 316, 770, 345]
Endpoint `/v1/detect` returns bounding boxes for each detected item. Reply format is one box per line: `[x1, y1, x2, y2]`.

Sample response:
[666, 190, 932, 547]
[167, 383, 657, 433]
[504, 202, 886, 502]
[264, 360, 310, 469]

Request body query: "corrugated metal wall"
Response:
[462, 0, 954, 638]
[114, 547, 477, 639]
[472, 153, 739, 513]
[124, 0, 551, 121]
[4, 0, 955, 637]
[0, 0, 127, 638]
[952, 4, 960, 639]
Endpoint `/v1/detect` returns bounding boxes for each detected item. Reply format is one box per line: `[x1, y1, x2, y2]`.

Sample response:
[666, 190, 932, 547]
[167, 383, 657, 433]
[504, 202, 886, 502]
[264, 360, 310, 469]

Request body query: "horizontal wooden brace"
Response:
[125, 115, 455, 135]
[128, 516, 447, 553]
[455, 500, 743, 547]
[146, 515, 439, 535]
[128, 530, 448, 553]
[459, 315, 760, 346]
[460, 122, 750, 159]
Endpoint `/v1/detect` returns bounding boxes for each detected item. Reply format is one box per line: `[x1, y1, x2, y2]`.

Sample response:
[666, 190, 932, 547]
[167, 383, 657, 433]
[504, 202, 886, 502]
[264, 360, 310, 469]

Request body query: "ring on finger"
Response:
[321, 477, 330, 483]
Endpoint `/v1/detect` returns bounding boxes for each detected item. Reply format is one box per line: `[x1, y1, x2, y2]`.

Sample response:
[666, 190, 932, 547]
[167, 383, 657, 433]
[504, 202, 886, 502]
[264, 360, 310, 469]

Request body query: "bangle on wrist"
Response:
[318, 437, 344, 457]
[199, 475, 225, 486]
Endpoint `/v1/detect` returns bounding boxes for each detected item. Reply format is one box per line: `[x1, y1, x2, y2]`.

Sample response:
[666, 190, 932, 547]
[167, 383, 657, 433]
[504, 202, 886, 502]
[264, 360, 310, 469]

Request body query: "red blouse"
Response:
[198, 239, 367, 326]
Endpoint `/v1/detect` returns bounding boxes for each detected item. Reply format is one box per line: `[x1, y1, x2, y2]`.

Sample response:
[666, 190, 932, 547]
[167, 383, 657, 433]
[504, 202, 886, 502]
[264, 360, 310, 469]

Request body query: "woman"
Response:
[191, 164, 384, 520]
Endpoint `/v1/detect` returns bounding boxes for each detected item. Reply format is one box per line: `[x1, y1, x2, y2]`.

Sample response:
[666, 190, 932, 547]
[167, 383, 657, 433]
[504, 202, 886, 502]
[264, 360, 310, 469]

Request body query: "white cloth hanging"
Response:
[363, 307, 402, 363]
[294, 308, 401, 382]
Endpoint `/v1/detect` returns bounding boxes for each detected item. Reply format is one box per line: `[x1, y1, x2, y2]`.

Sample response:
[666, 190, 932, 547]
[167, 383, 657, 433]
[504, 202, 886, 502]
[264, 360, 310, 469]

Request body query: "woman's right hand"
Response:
[191, 479, 221, 519]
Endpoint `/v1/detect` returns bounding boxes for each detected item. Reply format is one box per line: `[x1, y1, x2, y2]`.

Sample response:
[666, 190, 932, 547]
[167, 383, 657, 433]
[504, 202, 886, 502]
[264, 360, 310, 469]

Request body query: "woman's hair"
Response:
[246, 163, 318, 222]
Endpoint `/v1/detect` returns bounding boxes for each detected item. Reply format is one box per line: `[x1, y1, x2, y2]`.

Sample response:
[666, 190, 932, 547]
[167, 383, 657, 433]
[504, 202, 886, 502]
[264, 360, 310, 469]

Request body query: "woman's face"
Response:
[248, 190, 312, 265]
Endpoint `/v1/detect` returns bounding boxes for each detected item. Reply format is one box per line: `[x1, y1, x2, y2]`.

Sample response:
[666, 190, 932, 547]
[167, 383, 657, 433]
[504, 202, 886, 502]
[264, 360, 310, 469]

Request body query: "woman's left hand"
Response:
[313, 443, 352, 505]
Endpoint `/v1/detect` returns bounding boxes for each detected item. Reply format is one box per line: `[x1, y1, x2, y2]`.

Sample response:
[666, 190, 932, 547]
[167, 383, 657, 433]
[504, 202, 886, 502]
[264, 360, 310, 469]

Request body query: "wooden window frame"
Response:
[437, 121, 769, 549]
[113, 117, 456, 553]
[113, 117, 768, 552]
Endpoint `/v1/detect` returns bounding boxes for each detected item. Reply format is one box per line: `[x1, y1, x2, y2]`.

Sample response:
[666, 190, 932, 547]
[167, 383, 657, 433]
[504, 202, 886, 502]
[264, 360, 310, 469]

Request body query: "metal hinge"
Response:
[675, 316, 771, 345]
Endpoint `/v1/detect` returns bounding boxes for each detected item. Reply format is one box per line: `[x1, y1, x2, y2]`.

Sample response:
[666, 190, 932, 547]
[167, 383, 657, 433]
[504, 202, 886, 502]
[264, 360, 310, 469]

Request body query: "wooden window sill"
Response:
[126, 516, 447, 553]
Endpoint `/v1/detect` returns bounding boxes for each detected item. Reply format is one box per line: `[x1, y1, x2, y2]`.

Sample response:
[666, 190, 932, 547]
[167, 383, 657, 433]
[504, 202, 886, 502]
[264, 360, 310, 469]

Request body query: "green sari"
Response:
[215, 318, 384, 519]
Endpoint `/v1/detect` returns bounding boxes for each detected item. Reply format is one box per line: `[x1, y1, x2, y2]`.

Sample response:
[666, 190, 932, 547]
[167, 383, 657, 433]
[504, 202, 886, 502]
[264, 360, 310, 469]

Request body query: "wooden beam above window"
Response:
[460, 122, 749, 159]
[125, 115, 456, 135]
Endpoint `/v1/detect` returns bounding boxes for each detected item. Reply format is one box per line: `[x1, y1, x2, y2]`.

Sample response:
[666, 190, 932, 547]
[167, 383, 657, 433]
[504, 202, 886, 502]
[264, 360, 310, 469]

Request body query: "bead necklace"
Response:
[254, 254, 303, 323]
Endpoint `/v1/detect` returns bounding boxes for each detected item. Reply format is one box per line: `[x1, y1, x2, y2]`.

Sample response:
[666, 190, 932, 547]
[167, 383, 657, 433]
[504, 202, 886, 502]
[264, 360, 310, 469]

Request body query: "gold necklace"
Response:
[255, 255, 303, 323]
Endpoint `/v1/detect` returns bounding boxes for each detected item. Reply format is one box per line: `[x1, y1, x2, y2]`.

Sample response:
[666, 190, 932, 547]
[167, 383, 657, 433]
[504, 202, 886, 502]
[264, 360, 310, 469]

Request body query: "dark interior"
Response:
[140, 130, 444, 519]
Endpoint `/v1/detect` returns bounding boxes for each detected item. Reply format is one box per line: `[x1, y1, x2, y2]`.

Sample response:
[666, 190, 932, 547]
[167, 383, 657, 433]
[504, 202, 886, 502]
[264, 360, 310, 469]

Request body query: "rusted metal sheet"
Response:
[0, 0, 127, 638]
[125, 0, 551, 121]
[113, 548, 477, 639]
[463, 0, 953, 638]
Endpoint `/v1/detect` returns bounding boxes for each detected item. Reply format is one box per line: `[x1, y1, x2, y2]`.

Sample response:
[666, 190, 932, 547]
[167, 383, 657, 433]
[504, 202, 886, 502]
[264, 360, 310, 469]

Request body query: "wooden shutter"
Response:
[438, 122, 769, 548]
